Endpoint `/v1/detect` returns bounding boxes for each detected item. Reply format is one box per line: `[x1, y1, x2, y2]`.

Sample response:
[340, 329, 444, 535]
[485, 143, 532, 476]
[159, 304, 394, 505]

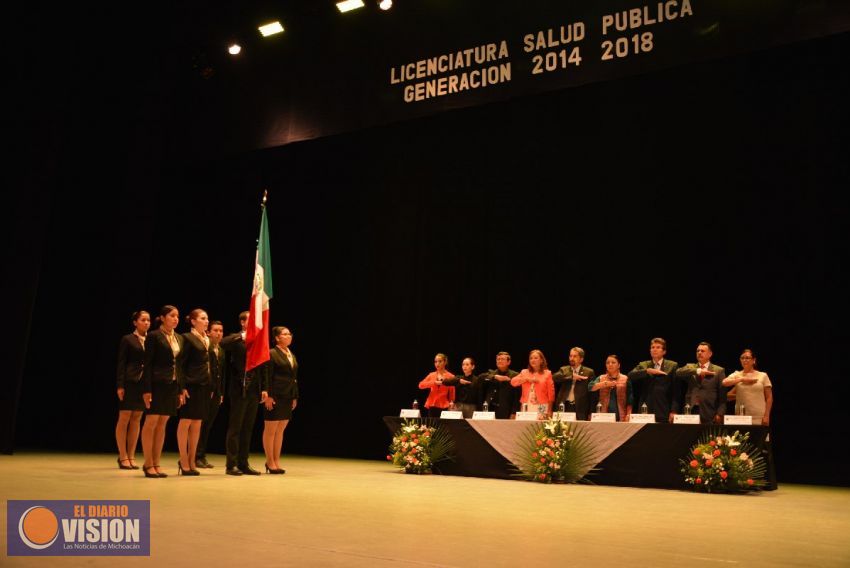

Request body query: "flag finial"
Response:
[261, 190, 268, 206]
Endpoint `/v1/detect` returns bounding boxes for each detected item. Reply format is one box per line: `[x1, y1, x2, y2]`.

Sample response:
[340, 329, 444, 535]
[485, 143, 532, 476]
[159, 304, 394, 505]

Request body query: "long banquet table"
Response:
[383, 417, 776, 490]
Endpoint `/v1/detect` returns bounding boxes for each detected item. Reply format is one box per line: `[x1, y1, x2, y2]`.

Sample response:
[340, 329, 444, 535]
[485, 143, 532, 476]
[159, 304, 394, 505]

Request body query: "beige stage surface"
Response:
[2, 452, 849, 567]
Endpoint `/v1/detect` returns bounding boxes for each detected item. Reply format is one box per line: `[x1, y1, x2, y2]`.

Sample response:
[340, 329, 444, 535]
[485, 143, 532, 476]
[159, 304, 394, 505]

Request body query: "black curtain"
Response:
[8, 32, 849, 485]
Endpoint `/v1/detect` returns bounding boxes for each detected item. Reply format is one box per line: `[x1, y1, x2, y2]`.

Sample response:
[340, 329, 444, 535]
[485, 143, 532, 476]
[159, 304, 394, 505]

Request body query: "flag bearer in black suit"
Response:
[221, 311, 263, 475]
[196, 320, 225, 468]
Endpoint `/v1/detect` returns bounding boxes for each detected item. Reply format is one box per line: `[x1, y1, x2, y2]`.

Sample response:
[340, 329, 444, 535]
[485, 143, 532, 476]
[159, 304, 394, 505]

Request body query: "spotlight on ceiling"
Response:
[336, 0, 365, 13]
[379, 0, 392, 10]
[227, 44, 242, 55]
[258, 21, 284, 37]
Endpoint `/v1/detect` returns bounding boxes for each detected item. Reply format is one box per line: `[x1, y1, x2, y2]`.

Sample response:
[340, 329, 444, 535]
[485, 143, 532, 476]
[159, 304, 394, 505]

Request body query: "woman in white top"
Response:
[722, 349, 773, 425]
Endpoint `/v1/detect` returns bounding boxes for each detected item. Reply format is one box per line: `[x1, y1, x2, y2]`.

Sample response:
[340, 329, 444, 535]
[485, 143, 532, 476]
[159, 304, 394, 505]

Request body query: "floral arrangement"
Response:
[515, 419, 597, 483]
[680, 429, 767, 492]
[387, 419, 454, 474]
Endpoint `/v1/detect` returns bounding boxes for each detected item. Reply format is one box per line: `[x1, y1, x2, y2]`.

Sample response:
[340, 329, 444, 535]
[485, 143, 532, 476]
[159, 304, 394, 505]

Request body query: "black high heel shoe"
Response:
[118, 458, 133, 470]
[153, 464, 168, 478]
[143, 465, 159, 478]
[178, 461, 200, 476]
[127, 459, 140, 470]
[265, 463, 284, 474]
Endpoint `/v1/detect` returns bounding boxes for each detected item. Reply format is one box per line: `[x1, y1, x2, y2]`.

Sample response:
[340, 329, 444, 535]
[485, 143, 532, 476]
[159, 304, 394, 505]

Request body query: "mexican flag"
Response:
[245, 202, 273, 371]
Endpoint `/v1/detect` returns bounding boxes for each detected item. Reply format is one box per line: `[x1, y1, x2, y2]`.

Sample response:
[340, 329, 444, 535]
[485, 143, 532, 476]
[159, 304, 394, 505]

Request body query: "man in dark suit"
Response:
[220, 311, 263, 475]
[627, 337, 680, 423]
[552, 347, 595, 420]
[196, 320, 225, 469]
[676, 342, 727, 424]
[478, 352, 519, 419]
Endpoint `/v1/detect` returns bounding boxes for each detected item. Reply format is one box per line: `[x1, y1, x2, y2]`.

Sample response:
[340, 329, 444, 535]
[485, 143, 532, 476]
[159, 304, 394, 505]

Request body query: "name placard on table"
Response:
[439, 410, 463, 420]
[590, 413, 616, 423]
[724, 415, 753, 425]
[515, 411, 540, 421]
[673, 414, 700, 424]
[629, 413, 656, 423]
[471, 411, 496, 420]
[399, 409, 421, 418]
[553, 412, 577, 422]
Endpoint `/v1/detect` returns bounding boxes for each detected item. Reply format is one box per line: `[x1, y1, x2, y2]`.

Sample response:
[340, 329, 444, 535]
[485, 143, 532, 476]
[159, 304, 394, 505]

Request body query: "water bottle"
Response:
[482, 400, 489, 412]
[558, 401, 565, 413]
[640, 402, 648, 415]
[737, 404, 745, 416]
[596, 402, 603, 414]
[684, 403, 691, 415]
[412, 399, 419, 410]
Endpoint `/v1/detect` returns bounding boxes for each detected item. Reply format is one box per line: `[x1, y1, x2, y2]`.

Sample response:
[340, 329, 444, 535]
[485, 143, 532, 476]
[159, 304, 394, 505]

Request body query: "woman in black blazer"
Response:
[115, 310, 150, 470]
[261, 326, 299, 474]
[141, 305, 183, 478]
[176, 308, 212, 476]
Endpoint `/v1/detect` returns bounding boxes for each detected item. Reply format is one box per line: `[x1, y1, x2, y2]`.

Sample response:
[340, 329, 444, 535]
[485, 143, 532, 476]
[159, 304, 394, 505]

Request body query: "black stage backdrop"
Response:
[7, 23, 849, 484]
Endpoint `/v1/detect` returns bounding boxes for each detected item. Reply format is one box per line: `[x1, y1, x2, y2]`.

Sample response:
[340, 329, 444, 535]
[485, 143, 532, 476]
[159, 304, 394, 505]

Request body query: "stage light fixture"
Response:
[228, 44, 242, 55]
[379, 0, 392, 10]
[258, 21, 284, 37]
[336, 0, 365, 13]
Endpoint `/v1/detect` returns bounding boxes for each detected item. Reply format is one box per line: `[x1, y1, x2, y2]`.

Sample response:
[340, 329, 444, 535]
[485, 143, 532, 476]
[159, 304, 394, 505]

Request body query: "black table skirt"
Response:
[383, 417, 776, 490]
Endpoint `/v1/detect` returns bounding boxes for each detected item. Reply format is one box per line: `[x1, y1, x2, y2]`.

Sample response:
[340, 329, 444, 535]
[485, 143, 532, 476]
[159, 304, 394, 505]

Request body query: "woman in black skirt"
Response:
[115, 310, 150, 469]
[176, 308, 212, 476]
[141, 305, 183, 478]
[261, 326, 299, 474]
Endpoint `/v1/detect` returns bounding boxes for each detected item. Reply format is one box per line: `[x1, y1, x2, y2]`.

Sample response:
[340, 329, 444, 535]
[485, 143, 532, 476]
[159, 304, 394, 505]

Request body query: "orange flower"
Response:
[689, 460, 698, 468]
[720, 471, 728, 479]
[713, 449, 721, 457]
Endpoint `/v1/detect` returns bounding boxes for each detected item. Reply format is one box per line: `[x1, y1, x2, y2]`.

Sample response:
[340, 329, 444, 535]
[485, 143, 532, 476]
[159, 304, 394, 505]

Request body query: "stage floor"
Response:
[2, 452, 849, 567]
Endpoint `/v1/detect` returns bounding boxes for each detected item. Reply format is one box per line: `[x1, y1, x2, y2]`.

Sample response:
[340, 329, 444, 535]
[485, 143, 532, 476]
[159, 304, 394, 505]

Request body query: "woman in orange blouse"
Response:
[418, 353, 456, 418]
[510, 349, 555, 418]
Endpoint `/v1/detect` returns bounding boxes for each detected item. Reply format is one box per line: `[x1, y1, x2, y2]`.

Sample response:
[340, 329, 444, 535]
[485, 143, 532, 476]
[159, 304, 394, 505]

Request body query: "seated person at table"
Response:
[590, 354, 632, 421]
[627, 337, 680, 422]
[722, 349, 773, 426]
[442, 357, 480, 418]
[675, 342, 727, 425]
[510, 350, 555, 417]
[479, 352, 520, 419]
[552, 347, 595, 420]
[418, 353, 455, 418]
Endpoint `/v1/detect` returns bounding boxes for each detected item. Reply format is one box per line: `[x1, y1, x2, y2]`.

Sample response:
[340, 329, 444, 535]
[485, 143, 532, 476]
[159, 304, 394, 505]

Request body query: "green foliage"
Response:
[515, 419, 597, 483]
[680, 429, 767, 492]
[387, 419, 455, 474]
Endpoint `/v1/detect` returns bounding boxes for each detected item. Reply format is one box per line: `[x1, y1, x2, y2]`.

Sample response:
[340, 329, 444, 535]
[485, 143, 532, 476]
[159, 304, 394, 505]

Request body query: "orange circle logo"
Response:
[18, 506, 59, 549]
